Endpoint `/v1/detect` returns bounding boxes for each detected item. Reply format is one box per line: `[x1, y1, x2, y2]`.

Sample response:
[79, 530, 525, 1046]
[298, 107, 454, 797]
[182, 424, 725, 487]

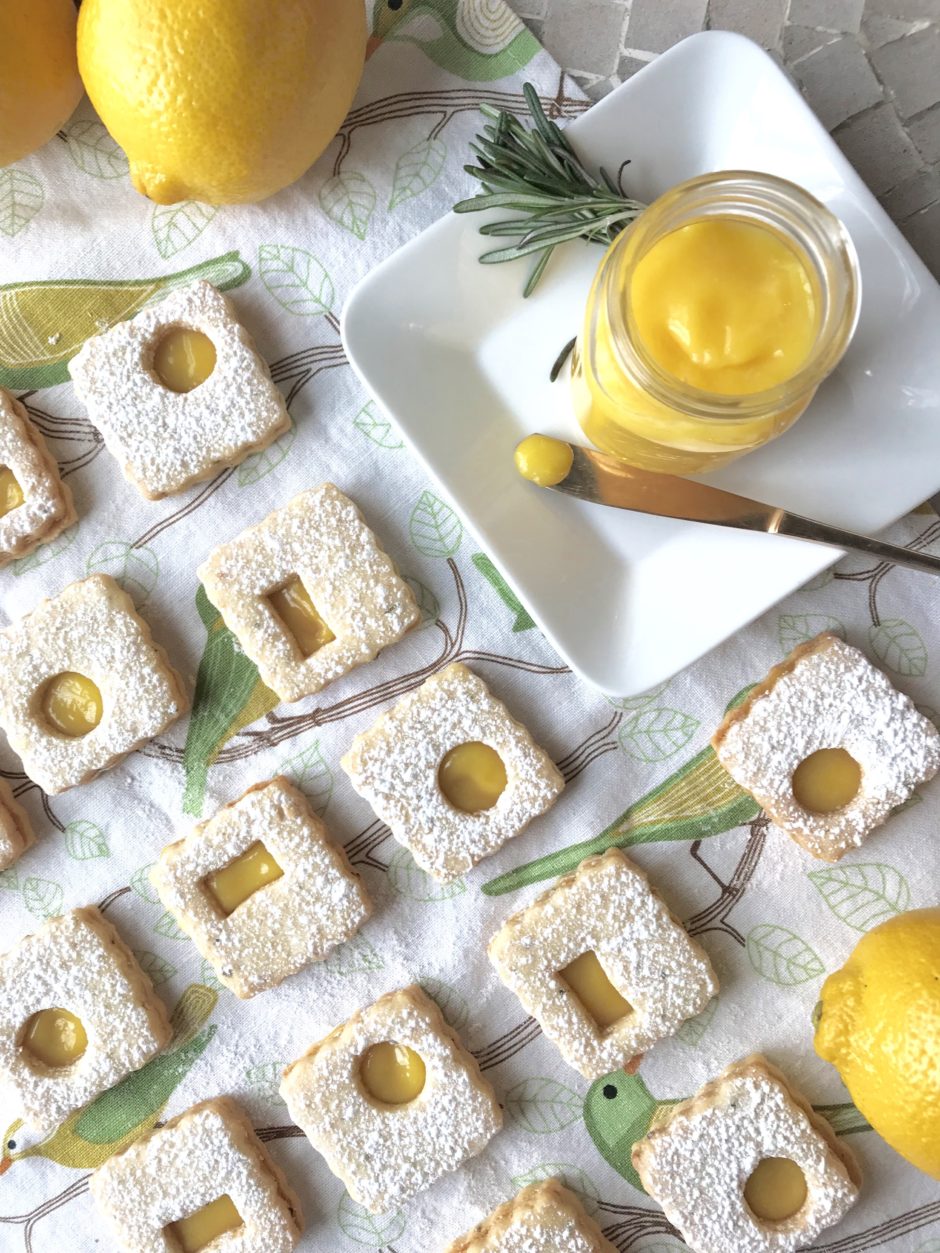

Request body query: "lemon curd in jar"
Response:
[571, 172, 860, 474]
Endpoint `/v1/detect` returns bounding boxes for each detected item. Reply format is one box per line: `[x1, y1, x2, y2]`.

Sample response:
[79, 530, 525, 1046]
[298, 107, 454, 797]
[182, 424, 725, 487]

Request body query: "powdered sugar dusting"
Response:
[0, 389, 75, 566]
[445, 1180, 616, 1252]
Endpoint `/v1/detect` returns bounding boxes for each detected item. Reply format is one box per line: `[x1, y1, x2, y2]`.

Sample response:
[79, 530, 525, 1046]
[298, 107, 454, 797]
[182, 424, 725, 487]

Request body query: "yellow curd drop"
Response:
[41, 672, 103, 737]
[360, 1042, 427, 1106]
[559, 951, 632, 1029]
[153, 327, 217, 394]
[0, 466, 24, 517]
[205, 841, 284, 916]
[744, 1157, 808, 1223]
[792, 748, 861, 814]
[168, 1195, 243, 1253]
[438, 742, 507, 814]
[268, 577, 336, 658]
[23, 1007, 87, 1068]
[514, 435, 574, 487]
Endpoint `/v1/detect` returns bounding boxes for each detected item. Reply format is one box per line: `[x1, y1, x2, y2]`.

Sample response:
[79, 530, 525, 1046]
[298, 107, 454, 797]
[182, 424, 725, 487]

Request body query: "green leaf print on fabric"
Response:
[23, 876, 63, 920]
[132, 951, 177, 987]
[505, 1078, 582, 1134]
[323, 934, 384, 976]
[11, 525, 76, 576]
[353, 399, 404, 449]
[915, 1241, 940, 1253]
[130, 862, 160, 904]
[153, 910, 189, 941]
[245, 1062, 287, 1106]
[62, 120, 129, 179]
[869, 619, 928, 677]
[619, 708, 699, 763]
[409, 490, 462, 557]
[418, 977, 469, 1030]
[0, 169, 44, 238]
[151, 201, 218, 259]
[389, 137, 447, 209]
[512, 1164, 600, 1215]
[387, 847, 467, 900]
[674, 995, 718, 1047]
[0, 251, 250, 389]
[238, 422, 296, 486]
[807, 863, 911, 931]
[369, 0, 540, 81]
[402, 575, 440, 627]
[746, 924, 824, 985]
[63, 820, 109, 860]
[0, 867, 18, 891]
[320, 172, 376, 239]
[606, 681, 670, 712]
[86, 541, 159, 607]
[279, 740, 333, 815]
[472, 552, 535, 632]
[778, 614, 844, 652]
[258, 244, 334, 316]
[337, 1192, 407, 1247]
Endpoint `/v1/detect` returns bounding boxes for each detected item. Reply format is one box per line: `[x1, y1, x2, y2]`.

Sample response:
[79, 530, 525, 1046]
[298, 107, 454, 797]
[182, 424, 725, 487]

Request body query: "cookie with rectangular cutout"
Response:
[341, 662, 564, 882]
[69, 280, 290, 499]
[0, 778, 35, 872]
[280, 984, 502, 1213]
[488, 848, 717, 1080]
[198, 483, 419, 703]
[632, 1054, 860, 1253]
[0, 907, 172, 1135]
[712, 633, 940, 861]
[151, 776, 372, 998]
[0, 387, 75, 567]
[0, 574, 188, 794]
[90, 1095, 303, 1252]
[445, 1179, 616, 1252]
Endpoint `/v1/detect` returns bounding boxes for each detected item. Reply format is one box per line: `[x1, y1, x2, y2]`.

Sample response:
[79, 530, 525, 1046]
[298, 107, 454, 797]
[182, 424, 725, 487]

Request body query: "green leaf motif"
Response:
[778, 614, 844, 653]
[418, 977, 468, 1031]
[675, 995, 718, 1047]
[238, 422, 296, 486]
[337, 1192, 406, 1247]
[746, 924, 824, 986]
[12, 526, 76, 576]
[86, 540, 159, 606]
[258, 244, 334, 316]
[353, 400, 403, 449]
[23, 876, 63, 920]
[801, 567, 834, 592]
[409, 490, 462, 558]
[402, 575, 440, 627]
[63, 120, 129, 179]
[807, 863, 910, 931]
[869, 618, 928, 677]
[153, 910, 189, 941]
[619, 708, 699, 763]
[245, 1061, 287, 1105]
[387, 847, 466, 901]
[320, 171, 376, 240]
[323, 934, 384, 977]
[0, 867, 19, 891]
[915, 1241, 940, 1253]
[133, 950, 176, 987]
[389, 137, 447, 209]
[152, 201, 217, 259]
[511, 1164, 600, 1216]
[279, 740, 333, 815]
[0, 170, 44, 238]
[606, 681, 670, 712]
[130, 863, 160, 904]
[64, 820, 109, 861]
[505, 1078, 582, 1134]
[199, 958, 224, 991]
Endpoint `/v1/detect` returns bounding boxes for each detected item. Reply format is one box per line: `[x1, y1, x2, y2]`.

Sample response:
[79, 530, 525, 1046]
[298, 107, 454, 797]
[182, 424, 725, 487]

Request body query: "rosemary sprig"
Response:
[453, 82, 646, 296]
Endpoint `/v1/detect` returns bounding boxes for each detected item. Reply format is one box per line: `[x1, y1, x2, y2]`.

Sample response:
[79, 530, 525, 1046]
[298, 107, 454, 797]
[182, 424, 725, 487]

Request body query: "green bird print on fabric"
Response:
[369, 0, 540, 80]
[0, 251, 250, 390]
[0, 983, 217, 1174]
[584, 1068, 871, 1193]
[182, 586, 279, 816]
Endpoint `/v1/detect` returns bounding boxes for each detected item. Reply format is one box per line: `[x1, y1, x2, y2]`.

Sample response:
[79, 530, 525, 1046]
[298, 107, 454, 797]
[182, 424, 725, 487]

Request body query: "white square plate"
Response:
[342, 32, 940, 696]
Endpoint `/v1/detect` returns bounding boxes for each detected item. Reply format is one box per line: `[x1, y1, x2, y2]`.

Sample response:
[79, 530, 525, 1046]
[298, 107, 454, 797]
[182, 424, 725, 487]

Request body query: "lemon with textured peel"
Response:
[0, 0, 83, 166]
[77, 0, 366, 205]
[814, 907, 940, 1179]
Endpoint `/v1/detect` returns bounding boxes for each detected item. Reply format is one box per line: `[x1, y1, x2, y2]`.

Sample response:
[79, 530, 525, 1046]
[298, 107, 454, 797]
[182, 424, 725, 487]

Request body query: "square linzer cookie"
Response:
[151, 776, 372, 998]
[0, 574, 188, 794]
[69, 280, 290, 499]
[446, 1179, 616, 1252]
[712, 633, 940, 861]
[90, 1096, 303, 1253]
[0, 778, 35, 872]
[488, 849, 717, 1080]
[0, 907, 172, 1135]
[280, 984, 502, 1214]
[198, 483, 419, 704]
[632, 1054, 861, 1253]
[0, 387, 75, 567]
[341, 663, 564, 882]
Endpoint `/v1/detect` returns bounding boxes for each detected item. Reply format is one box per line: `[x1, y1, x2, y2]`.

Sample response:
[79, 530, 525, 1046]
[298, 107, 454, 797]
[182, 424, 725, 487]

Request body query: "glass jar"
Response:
[570, 171, 861, 474]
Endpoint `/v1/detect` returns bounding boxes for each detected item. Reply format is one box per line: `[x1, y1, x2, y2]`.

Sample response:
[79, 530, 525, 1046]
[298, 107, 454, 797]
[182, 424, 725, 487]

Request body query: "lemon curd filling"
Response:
[438, 741, 508, 814]
[153, 327, 217, 394]
[40, 672, 103, 738]
[559, 951, 632, 1030]
[514, 435, 574, 488]
[22, 1007, 88, 1068]
[744, 1156, 808, 1223]
[792, 748, 861, 814]
[167, 1195, 244, 1253]
[204, 841, 284, 916]
[360, 1042, 427, 1106]
[0, 466, 24, 517]
[268, 576, 336, 658]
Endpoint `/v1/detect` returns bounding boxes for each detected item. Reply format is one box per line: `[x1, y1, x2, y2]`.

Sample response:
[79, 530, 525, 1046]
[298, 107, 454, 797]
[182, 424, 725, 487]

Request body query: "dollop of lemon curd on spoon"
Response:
[514, 434, 574, 487]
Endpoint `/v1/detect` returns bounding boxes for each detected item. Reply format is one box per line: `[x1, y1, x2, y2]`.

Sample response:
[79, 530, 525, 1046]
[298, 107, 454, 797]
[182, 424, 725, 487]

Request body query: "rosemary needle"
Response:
[454, 82, 646, 296]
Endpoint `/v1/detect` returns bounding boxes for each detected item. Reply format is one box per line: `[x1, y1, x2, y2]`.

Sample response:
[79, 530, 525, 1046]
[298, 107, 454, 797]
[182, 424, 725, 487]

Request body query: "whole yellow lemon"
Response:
[0, 0, 83, 166]
[76, 0, 366, 204]
[814, 906, 940, 1179]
